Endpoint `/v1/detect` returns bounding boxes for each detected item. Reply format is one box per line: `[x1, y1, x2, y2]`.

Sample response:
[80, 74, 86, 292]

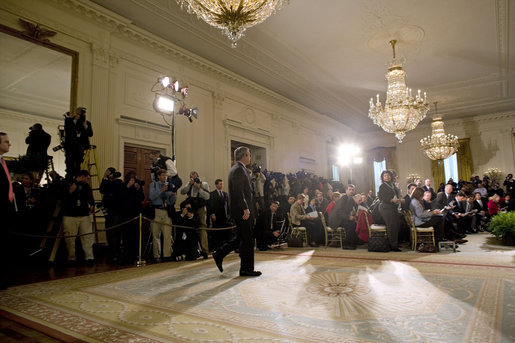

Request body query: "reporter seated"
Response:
[409, 187, 445, 242]
[290, 194, 325, 247]
[255, 201, 281, 251]
[453, 192, 474, 234]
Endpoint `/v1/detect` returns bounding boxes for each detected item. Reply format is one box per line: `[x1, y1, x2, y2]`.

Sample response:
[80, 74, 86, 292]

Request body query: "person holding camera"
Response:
[149, 151, 178, 180]
[171, 199, 201, 261]
[121, 171, 145, 264]
[99, 167, 124, 264]
[180, 171, 210, 257]
[61, 170, 95, 267]
[149, 169, 176, 262]
[25, 123, 51, 160]
[64, 107, 93, 180]
[504, 174, 514, 196]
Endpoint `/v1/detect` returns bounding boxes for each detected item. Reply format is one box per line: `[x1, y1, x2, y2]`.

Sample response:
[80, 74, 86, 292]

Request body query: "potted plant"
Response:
[489, 212, 515, 245]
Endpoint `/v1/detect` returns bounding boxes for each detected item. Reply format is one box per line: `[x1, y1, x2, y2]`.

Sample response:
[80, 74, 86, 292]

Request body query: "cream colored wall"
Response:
[0, 0, 353, 193]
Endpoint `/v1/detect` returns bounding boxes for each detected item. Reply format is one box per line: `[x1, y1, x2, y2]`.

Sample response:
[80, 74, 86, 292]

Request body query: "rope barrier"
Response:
[8, 215, 236, 239]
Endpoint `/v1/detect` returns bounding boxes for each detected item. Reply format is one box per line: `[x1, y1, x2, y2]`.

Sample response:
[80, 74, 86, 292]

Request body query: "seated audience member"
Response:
[171, 199, 201, 261]
[499, 194, 510, 210]
[255, 201, 281, 251]
[472, 192, 488, 231]
[325, 192, 341, 215]
[315, 191, 330, 214]
[328, 184, 360, 250]
[474, 182, 488, 198]
[488, 183, 504, 197]
[290, 194, 325, 247]
[302, 187, 310, 209]
[437, 183, 446, 193]
[409, 187, 445, 242]
[503, 173, 514, 196]
[422, 191, 433, 210]
[433, 184, 467, 242]
[423, 179, 437, 200]
[307, 198, 318, 213]
[401, 183, 417, 211]
[488, 194, 503, 216]
[453, 192, 474, 234]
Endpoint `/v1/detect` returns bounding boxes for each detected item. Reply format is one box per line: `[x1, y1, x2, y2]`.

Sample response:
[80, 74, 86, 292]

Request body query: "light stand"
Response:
[151, 77, 198, 161]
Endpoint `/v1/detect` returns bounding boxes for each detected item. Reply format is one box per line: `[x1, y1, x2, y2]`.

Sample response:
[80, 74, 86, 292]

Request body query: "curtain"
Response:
[367, 147, 397, 192]
[431, 159, 445, 189]
[457, 138, 472, 182]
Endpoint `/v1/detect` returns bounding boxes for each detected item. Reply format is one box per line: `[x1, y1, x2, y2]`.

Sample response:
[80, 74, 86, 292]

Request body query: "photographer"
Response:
[64, 107, 93, 180]
[180, 171, 210, 257]
[171, 199, 201, 261]
[504, 174, 514, 196]
[121, 171, 145, 264]
[25, 123, 51, 159]
[149, 169, 176, 262]
[61, 170, 95, 266]
[99, 167, 124, 264]
[149, 150, 178, 180]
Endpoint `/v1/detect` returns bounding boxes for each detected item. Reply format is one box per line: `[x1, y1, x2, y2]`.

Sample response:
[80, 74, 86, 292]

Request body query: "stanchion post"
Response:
[136, 213, 146, 267]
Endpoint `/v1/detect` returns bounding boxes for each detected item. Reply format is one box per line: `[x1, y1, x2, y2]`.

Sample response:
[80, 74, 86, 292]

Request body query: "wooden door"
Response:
[123, 145, 154, 202]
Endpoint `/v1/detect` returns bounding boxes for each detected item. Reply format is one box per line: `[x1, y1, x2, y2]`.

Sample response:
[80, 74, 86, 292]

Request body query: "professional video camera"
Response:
[107, 167, 122, 179]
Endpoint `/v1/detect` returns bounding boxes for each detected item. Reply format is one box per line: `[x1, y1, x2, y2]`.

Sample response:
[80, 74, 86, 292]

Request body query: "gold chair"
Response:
[286, 212, 307, 247]
[402, 210, 436, 250]
[364, 212, 387, 239]
[318, 212, 344, 247]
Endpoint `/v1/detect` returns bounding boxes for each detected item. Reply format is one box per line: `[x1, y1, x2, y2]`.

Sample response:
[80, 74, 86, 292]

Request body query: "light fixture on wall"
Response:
[176, 0, 288, 47]
[368, 40, 429, 143]
[420, 102, 458, 160]
[152, 76, 198, 160]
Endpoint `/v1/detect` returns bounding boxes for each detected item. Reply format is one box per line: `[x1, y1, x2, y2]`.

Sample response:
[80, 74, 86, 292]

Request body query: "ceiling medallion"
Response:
[420, 102, 459, 160]
[176, 0, 288, 47]
[368, 40, 429, 142]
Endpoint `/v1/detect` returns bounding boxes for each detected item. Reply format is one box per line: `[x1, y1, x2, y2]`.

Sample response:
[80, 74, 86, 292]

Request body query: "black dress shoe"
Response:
[212, 251, 223, 272]
[239, 270, 262, 277]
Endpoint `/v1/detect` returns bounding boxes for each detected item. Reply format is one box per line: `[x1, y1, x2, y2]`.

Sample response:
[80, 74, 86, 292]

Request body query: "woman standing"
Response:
[378, 170, 402, 251]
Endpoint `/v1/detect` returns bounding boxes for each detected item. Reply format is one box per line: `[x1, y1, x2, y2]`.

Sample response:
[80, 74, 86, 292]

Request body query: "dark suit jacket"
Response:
[473, 198, 488, 212]
[328, 195, 355, 229]
[433, 192, 456, 210]
[0, 160, 11, 212]
[208, 189, 229, 226]
[228, 161, 253, 220]
[423, 185, 437, 200]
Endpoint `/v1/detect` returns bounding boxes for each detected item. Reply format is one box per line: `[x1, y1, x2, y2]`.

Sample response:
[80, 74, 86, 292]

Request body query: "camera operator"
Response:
[504, 174, 514, 196]
[149, 169, 176, 262]
[64, 107, 93, 180]
[61, 170, 95, 267]
[25, 123, 51, 160]
[99, 167, 124, 264]
[171, 199, 201, 261]
[180, 171, 210, 257]
[149, 151, 178, 180]
[120, 171, 145, 264]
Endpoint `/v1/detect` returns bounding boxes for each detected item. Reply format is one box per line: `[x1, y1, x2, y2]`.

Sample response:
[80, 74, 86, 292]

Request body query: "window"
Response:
[373, 159, 386, 195]
[443, 153, 458, 182]
[332, 164, 340, 182]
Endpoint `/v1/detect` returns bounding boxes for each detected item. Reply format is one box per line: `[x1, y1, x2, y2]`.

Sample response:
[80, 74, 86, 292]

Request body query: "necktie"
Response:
[1, 157, 14, 202]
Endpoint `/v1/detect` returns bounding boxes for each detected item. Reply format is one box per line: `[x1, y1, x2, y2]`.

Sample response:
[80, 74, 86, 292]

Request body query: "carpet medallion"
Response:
[0, 250, 513, 342]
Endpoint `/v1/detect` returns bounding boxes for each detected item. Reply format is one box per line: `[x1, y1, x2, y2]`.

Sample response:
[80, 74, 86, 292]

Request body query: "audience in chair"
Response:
[290, 194, 325, 247]
[410, 187, 445, 242]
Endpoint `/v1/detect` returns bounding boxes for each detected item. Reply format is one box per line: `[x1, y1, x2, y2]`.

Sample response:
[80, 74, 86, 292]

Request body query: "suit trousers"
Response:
[216, 216, 254, 272]
[151, 209, 172, 258]
[196, 206, 209, 252]
[63, 215, 94, 261]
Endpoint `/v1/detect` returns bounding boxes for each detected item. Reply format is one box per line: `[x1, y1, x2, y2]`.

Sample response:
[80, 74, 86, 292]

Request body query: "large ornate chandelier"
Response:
[369, 40, 429, 142]
[420, 102, 459, 160]
[176, 0, 288, 47]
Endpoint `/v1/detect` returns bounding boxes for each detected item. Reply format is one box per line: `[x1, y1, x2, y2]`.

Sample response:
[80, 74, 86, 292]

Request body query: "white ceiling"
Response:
[92, 0, 514, 132]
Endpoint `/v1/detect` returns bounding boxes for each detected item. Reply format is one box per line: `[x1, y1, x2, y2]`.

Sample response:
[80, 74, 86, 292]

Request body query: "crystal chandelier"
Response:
[369, 40, 429, 142]
[420, 102, 459, 160]
[176, 0, 288, 47]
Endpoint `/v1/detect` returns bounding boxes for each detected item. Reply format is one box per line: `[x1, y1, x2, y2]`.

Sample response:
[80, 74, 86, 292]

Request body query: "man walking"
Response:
[213, 146, 261, 277]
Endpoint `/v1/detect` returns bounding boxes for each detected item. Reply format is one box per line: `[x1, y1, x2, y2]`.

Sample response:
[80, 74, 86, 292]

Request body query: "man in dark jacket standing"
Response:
[213, 146, 261, 277]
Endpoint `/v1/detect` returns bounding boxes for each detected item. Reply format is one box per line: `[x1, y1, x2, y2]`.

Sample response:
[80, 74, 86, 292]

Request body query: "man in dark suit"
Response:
[213, 146, 261, 277]
[64, 107, 93, 180]
[328, 184, 359, 250]
[423, 179, 437, 200]
[255, 201, 281, 251]
[0, 132, 14, 289]
[208, 179, 230, 249]
[433, 184, 467, 242]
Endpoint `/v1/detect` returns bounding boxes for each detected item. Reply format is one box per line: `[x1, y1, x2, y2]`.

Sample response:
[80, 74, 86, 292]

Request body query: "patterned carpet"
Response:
[0, 242, 514, 343]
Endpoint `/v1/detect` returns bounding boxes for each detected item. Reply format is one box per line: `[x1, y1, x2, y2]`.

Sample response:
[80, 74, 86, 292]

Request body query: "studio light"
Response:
[153, 94, 175, 115]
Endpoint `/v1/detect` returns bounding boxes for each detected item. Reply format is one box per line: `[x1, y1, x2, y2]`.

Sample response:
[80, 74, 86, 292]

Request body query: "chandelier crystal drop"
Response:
[420, 103, 459, 160]
[176, 0, 288, 47]
[368, 40, 429, 142]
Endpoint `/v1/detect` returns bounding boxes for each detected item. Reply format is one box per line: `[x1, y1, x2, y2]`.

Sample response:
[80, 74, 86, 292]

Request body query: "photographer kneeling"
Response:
[171, 199, 201, 261]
